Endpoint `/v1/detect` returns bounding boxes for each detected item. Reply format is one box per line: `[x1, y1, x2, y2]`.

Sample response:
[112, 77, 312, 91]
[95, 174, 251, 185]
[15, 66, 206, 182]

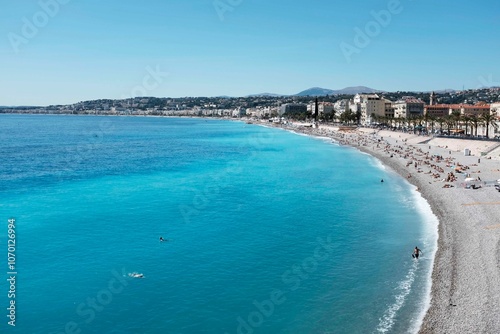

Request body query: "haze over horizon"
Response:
[1, 0, 499, 106]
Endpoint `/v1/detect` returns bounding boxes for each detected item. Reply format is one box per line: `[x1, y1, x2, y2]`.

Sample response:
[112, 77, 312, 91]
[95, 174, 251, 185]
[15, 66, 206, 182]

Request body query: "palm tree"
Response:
[480, 111, 498, 138]
[451, 110, 462, 130]
[340, 110, 354, 124]
[462, 115, 471, 136]
[427, 115, 436, 134]
[444, 115, 454, 134]
[436, 117, 445, 135]
[379, 115, 388, 128]
[415, 115, 425, 134]
[355, 110, 362, 125]
[405, 116, 413, 133]
[469, 114, 482, 137]
[410, 116, 419, 134]
[329, 109, 337, 124]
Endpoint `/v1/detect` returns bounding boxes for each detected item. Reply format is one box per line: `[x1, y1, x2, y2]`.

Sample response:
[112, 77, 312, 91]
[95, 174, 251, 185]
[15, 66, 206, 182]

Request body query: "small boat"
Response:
[128, 272, 144, 278]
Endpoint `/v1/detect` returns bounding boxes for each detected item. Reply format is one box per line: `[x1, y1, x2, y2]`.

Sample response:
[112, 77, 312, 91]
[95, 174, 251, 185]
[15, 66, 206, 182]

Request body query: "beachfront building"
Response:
[460, 103, 491, 116]
[393, 96, 425, 119]
[425, 103, 492, 118]
[348, 99, 360, 114]
[307, 102, 334, 117]
[280, 103, 307, 116]
[424, 104, 451, 118]
[491, 102, 500, 116]
[334, 99, 349, 116]
[246, 106, 273, 118]
[232, 107, 246, 117]
[383, 98, 395, 118]
[352, 94, 386, 125]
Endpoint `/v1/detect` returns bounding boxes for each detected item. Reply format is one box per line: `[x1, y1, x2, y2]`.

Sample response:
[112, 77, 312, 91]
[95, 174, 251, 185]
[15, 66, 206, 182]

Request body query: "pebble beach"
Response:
[275, 122, 500, 333]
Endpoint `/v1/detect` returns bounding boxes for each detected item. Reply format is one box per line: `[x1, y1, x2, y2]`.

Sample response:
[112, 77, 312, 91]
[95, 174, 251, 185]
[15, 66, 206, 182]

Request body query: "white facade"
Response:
[489, 102, 500, 116]
[353, 94, 386, 125]
[393, 97, 424, 118]
[307, 102, 334, 116]
[334, 99, 349, 115]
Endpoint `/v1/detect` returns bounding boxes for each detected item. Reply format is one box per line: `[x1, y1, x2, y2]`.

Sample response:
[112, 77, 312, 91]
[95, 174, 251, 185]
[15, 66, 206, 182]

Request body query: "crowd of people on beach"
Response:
[279, 123, 485, 190]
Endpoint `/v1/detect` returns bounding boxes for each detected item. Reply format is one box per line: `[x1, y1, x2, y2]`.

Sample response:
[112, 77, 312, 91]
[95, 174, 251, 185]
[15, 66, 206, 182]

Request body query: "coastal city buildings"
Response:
[351, 94, 386, 124]
[1, 87, 498, 136]
[393, 96, 425, 119]
[280, 103, 307, 116]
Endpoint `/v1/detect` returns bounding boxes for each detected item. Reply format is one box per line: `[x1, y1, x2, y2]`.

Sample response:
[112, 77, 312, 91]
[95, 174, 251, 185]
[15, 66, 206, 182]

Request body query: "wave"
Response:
[376, 259, 418, 333]
[407, 190, 439, 334]
[376, 186, 439, 334]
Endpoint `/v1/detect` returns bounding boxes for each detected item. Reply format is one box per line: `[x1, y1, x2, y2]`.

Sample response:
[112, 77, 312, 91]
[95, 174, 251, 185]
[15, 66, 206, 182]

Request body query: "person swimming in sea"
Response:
[412, 246, 422, 259]
[159, 236, 168, 242]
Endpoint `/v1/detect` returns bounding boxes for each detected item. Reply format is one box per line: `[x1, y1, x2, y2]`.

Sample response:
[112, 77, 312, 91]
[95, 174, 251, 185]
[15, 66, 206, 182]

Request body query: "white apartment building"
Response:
[490, 102, 500, 116]
[352, 94, 386, 125]
[307, 102, 335, 116]
[334, 99, 349, 115]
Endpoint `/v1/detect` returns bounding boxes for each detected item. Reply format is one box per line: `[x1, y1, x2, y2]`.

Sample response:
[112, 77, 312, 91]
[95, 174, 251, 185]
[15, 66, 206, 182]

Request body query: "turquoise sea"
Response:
[0, 115, 437, 334]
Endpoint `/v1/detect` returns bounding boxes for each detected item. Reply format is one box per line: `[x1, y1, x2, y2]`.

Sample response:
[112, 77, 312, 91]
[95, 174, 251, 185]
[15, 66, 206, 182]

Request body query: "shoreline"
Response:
[268, 123, 500, 333]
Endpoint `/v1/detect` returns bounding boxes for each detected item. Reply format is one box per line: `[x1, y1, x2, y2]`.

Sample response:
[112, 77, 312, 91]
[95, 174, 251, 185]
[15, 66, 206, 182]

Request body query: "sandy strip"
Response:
[267, 122, 500, 333]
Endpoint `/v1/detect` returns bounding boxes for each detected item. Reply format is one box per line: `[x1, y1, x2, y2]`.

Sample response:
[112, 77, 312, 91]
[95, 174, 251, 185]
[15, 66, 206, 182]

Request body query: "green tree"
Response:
[480, 111, 498, 138]
[427, 115, 436, 134]
[355, 110, 362, 125]
[451, 110, 462, 130]
[436, 117, 445, 134]
[329, 109, 337, 123]
[340, 110, 356, 124]
[462, 115, 471, 136]
[444, 115, 455, 133]
[469, 114, 482, 137]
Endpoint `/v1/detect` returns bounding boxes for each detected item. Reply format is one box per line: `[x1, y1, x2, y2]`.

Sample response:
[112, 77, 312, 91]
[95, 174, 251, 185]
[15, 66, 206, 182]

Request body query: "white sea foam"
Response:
[375, 180, 439, 334]
[407, 189, 439, 334]
[363, 154, 387, 171]
[376, 260, 418, 333]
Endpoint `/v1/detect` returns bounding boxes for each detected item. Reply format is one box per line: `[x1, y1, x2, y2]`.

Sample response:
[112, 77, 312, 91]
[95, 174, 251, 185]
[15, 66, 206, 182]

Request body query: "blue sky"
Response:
[1, 0, 499, 105]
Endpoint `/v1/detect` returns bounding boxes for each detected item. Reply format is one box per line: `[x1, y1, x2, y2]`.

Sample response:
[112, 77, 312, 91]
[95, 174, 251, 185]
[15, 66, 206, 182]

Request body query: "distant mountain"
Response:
[246, 93, 287, 97]
[295, 87, 336, 96]
[335, 86, 382, 94]
[432, 89, 457, 93]
[295, 86, 382, 96]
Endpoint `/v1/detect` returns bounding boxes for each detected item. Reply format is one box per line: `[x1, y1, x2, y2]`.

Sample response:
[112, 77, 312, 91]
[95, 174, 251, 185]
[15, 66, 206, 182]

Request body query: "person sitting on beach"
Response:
[412, 246, 422, 259]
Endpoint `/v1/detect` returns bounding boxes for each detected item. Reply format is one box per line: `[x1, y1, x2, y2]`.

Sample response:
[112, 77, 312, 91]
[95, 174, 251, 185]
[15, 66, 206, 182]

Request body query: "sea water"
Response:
[0, 115, 437, 334]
